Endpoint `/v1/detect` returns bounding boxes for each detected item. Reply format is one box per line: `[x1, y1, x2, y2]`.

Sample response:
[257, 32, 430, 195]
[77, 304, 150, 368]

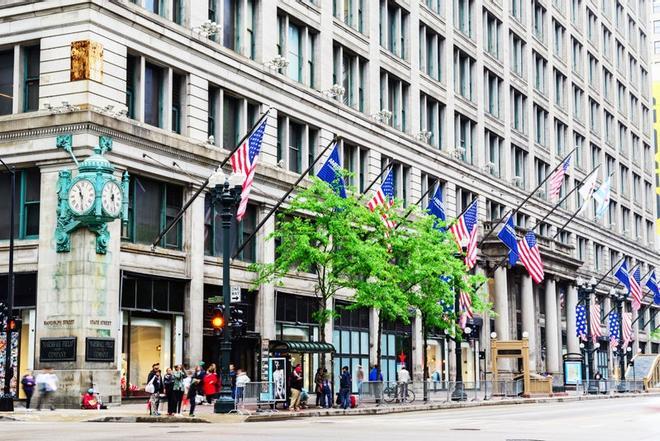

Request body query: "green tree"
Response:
[250, 178, 392, 343]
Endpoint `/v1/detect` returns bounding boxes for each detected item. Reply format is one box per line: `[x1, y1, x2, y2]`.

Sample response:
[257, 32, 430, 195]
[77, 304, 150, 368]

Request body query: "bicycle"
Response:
[382, 383, 415, 404]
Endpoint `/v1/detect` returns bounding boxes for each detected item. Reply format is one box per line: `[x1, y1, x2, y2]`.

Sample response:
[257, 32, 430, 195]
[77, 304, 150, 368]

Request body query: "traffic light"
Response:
[230, 306, 247, 336]
[211, 306, 225, 334]
[6, 317, 21, 333]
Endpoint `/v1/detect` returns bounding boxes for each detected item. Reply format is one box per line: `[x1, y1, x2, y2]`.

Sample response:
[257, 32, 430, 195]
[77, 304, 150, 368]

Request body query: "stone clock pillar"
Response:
[34, 135, 126, 407]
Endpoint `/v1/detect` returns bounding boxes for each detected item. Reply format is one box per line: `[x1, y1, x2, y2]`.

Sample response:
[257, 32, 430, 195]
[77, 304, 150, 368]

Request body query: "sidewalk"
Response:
[1, 391, 657, 424]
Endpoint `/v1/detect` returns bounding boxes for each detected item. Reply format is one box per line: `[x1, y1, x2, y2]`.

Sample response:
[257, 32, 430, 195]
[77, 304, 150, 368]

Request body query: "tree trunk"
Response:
[422, 312, 429, 402]
[376, 315, 383, 381]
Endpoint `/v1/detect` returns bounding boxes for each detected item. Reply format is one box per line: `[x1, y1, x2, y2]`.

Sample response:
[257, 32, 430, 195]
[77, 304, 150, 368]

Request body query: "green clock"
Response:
[55, 134, 129, 254]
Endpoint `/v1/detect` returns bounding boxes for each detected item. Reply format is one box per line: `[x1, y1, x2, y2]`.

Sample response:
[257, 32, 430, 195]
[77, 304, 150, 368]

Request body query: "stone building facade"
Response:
[0, 0, 658, 405]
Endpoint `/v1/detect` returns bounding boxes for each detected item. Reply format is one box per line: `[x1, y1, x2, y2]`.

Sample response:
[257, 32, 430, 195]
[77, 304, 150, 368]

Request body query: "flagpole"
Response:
[478, 147, 576, 247]
[231, 136, 339, 260]
[359, 164, 393, 199]
[528, 165, 600, 233]
[150, 107, 272, 249]
[642, 309, 658, 329]
[392, 185, 436, 231]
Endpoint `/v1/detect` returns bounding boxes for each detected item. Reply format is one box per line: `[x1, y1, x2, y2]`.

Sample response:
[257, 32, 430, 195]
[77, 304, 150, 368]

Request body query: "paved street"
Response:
[3, 396, 659, 441]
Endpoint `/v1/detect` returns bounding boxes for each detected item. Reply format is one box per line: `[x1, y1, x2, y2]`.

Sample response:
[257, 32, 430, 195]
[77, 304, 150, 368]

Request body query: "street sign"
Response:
[230, 286, 241, 303]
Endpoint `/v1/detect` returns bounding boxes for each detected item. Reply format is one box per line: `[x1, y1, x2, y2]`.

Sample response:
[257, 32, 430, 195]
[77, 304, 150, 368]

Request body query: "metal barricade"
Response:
[231, 382, 277, 415]
[380, 381, 416, 404]
[358, 381, 384, 406]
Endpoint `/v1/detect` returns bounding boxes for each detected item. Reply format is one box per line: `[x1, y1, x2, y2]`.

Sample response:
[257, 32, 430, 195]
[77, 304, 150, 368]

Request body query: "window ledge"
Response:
[0, 239, 39, 251]
[121, 242, 186, 260]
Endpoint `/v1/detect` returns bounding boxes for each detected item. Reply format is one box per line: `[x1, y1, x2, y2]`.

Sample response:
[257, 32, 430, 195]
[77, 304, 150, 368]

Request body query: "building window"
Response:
[278, 13, 318, 87]
[535, 159, 549, 198]
[207, 86, 260, 149]
[534, 51, 547, 94]
[0, 168, 40, 240]
[333, 302, 370, 393]
[484, 10, 501, 59]
[454, 0, 474, 38]
[534, 105, 548, 146]
[204, 195, 257, 261]
[511, 88, 526, 134]
[484, 130, 502, 177]
[533, 1, 546, 42]
[419, 93, 445, 149]
[420, 24, 444, 82]
[454, 48, 474, 102]
[554, 70, 566, 108]
[553, 20, 565, 58]
[486, 199, 506, 221]
[171, 72, 185, 134]
[455, 186, 477, 213]
[333, 43, 368, 112]
[484, 69, 502, 118]
[124, 176, 183, 250]
[0, 49, 13, 116]
[126, 54, 138, 119]
[341, 140, 369, 193]
[511, 145, 527, 189]
[510, 32, 525, 77]
[572, 85, 583, 122]
[334, 0, 365, 33]
[593, 243, 603, 271]
[589, 99, 599, 134]
[23, 45, 40, 112]
[380, 70, 409, 131]
[380, 1, 409, 60]
[277, 115, 319, 174]
[144, 62, 165, 128]
[0, 44, 40, 115]
[555, 120, 567, 155]
[454, 113, 476, 164]
[571, 38, 583, 76]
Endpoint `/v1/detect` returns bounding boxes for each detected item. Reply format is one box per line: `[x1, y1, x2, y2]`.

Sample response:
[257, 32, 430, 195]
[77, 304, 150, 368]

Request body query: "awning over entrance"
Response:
[270, 340, 336, 354]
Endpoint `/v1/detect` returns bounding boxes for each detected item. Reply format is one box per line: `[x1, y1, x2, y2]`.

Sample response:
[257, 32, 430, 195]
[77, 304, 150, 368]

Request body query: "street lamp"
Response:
[450, 248, 469, 401]
[0, 158, 15, 412]
[577, 276, 598, 394]
[209, 170, 245, 414]
[610, 288, 629, 392]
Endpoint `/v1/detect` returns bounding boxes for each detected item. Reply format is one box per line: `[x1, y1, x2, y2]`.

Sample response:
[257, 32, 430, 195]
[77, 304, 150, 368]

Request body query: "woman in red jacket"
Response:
[202, 364, 221, 403]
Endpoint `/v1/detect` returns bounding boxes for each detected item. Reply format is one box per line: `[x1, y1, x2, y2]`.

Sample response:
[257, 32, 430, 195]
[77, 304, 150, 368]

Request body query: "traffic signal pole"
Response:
[0, 159, 15, 412]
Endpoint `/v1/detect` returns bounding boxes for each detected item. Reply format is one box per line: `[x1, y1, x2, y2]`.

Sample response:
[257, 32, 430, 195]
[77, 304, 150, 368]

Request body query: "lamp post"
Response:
[577, 276, 598, 394]
[609, 287, 629, 392]
[210, 171, 245, 414]
[0, 158, 15, 412]
[449, 249, 469, 401]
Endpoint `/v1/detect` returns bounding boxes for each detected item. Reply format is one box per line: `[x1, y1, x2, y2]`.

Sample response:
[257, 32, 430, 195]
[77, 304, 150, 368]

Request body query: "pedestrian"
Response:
[314, 367, 324, 407]
[339, 366, 351, 410]
[369, 364, 383, 381]
[235, 368, 250, 405]
[81, 388, 100, 410]
[203, 364, 219, 404]
[194, 362, 206, 405]
[397, 364, 411, 402]
[173, 364, 185, 415]
[35, 367, 58, 411]
[163, 367, 175, 416]
[188, 367, 203, 417]
[369, 364, 383, 402]
[356, 365, 365, 395]
[289, 364, 303, 412]
[181, 369, 192, 414]
[146, 364, 163, 415]
[21, 370, 35, 409]
[321, 368, 332, 408]
[229, 363, 237, 399]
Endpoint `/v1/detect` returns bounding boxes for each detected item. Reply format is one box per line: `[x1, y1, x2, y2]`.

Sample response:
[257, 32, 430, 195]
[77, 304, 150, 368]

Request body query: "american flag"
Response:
[367, 168, 396, 229]
[449, 200, 479, 269]
[609, 312, 620, 348]
[518, 231, 544, 284]
[459, 290, 473, 329]
[230, 118, 268, 221]
[622, 312, 633, 350]
[576, 304, 588, 341]
[590, 302, 603, 343]
[630, 266, 643, 312]
[548, 155, 572, 200]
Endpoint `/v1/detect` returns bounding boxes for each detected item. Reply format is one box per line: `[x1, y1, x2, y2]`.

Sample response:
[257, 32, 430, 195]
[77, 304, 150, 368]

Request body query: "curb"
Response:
[86, 416, 211, 423]
[244, 392, 660, 422]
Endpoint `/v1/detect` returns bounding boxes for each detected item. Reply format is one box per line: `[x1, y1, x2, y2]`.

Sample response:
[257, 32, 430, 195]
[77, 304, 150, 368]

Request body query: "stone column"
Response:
[567, 284, 579, 354]
[520, 274, 537, 372]
[544, 279, 560, 374]
[184, 188, 205, 367]
[255, 205, 276, 340]
[493, 266, 510, 372]
[369, 308, 379, 368]
[412, 310, 424, 383]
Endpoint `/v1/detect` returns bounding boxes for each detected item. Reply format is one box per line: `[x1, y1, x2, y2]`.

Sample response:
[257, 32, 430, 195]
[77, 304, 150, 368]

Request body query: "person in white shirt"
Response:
[35, 367, 58, 411]
[397, 365, 411, 403]
[235, 369, 250, 403]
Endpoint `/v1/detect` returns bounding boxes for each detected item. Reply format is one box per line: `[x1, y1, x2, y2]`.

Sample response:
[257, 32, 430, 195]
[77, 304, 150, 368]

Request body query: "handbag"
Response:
[145, 376, 156, 394]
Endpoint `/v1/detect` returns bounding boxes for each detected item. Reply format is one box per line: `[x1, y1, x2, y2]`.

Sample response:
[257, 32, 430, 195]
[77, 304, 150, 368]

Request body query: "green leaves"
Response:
[250, 177, 491, 338]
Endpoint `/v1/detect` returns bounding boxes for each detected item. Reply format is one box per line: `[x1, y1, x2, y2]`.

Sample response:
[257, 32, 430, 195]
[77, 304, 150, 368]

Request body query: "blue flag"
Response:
[497, 215, 519, 266]
[427, 186, 446, 230]
[316, 144, 346, 198]
[646, 271, 660, 305]
[614, 260, 630, 292]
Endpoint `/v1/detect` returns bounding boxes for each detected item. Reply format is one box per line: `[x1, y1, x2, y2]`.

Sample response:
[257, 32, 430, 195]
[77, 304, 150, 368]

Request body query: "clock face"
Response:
[68, 179, 96, 215]
[101, 181, 122, 217]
